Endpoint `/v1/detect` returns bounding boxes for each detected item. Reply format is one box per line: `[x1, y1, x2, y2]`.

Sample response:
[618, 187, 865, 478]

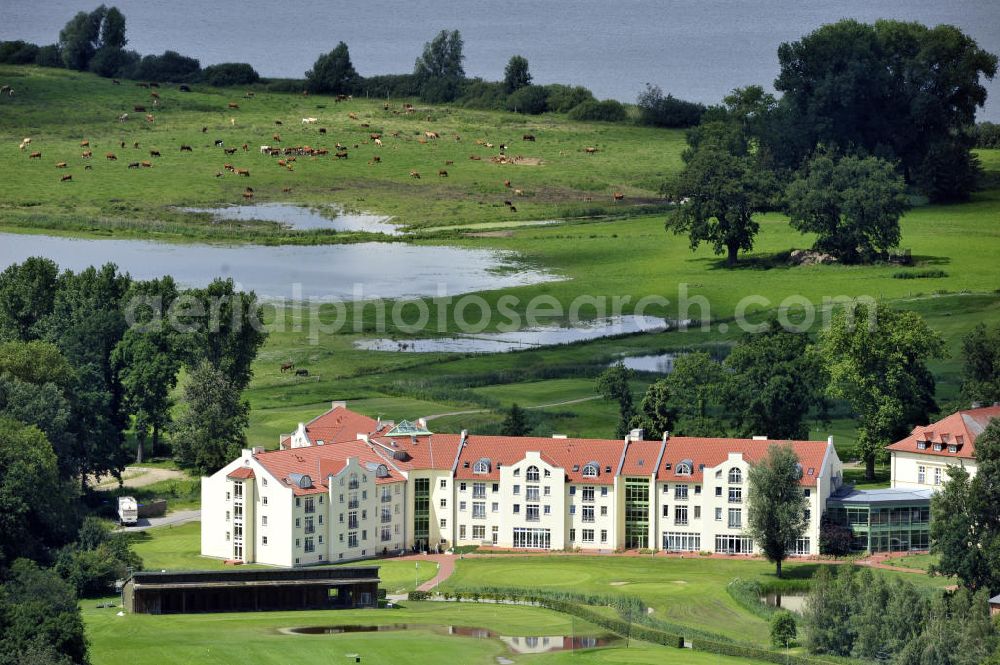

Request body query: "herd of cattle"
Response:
[15, 80, 625, 205]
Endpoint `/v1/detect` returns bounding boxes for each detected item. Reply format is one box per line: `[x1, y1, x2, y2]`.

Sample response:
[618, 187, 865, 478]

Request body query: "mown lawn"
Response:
[82, 600, 786, 665]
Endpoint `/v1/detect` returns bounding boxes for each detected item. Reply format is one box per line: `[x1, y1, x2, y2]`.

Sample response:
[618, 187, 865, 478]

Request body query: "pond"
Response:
[355, 315, 669, 353]
[181, 203, 400, 235]
[0, 232, 557, 300]
[282, 623, 618, 654]
[760, 591, 809, 613]
[614, 346, 730, 373]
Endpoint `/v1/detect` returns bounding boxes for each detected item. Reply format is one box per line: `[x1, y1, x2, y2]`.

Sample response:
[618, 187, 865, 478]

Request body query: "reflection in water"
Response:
[761, 592, 809, 613]
[355, 316, 669, 353]
[283, 623, 618, 653]
[181, 203, 400, 235]
[0, 233, 555, 300]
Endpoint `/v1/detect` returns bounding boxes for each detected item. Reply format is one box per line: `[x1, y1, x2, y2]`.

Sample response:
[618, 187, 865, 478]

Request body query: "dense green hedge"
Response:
[692, 638, 818, 664]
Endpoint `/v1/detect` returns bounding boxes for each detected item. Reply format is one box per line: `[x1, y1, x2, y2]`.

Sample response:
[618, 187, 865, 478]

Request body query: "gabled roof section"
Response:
[452, 435, 628, 484]
[659, 438, 829, 486]
[281, 403, 379, 449]
[227, 467, 255, 480]
[383, 420, 433, 437]
[887, 406, 1000, 460]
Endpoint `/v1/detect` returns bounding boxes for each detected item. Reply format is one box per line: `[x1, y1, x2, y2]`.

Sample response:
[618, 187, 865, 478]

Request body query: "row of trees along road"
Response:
[667, 20, 997, 267]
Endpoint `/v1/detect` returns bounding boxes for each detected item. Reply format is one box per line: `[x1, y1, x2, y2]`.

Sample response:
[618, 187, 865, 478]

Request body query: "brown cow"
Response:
[134, 105, 146, 112]
[273, 134, 281, 142]
[369, 155, 381, 165]
[29, 151, 41, 159]
[438, 169, 448, 177]
[348, 113, 358, 120]
[141, 161, 152, 168]
[61, 174, 72, 182]
[55, 162, 68, 168]
[106, 153, 117, 160]
[128, 162, 140, 169]
[82, 150, 93, 158]
[242, 190, 254, 199]
[235, 168, 250, 177]
[224, 164, 235, 172]
[80, 139, 90, 147]
[504, 179, 511, 188]
[469, 155, 481, 161]
[424, 131, 439, 139]
[180, 145, 193, 152]
[224, 147, 237, 155]
[133, 142, 140, 149]
[334, 151, 348, 159]
[613, 192, 625, 201]
[409, 171, 420, 179]
[523, 134, 536, 141]
[228, 102, 239, 109]
[282, 187, 293, 193]
[242, 143, 249, 152]
[584, 147, 598, 154]
[146, 114, 155, 122]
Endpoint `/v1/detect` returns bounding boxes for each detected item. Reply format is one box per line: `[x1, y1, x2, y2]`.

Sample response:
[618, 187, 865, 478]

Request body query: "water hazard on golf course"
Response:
[180, 203, 401, 235]
[281, 623, 619, 653]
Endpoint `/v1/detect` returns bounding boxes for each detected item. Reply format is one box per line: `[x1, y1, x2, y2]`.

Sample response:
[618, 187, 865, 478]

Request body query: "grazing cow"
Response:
[277, 159, 286, 167]
[274, 120, 282, 126]
[445, 160, 454, 166]
[485, 143, 494, 149]
[149, 150, 161, 157]
[314, 149, 328, 156]
[510, 206, 517, 213]
[214, 139, 224, 147]
[295, 369, 309, 377]
[112, 79, 121, 85]
[80, 140, 90, 147]
[228, 102, 239, 109]
[469, 155, 481, 160]
[106, 152, 117, 160]
[504, 200, 512, 207]
[259, 145, 270, 155]
[438, 169, 448, 177]
[334, 151, 348, 159]
[55, 162, 68, 168]
[61, 174, 72, 182]
[224, 164, 235, 172]
[301, 117, 317, 124]
[120, 141, 126, 149]
[584, 147, 598, 154]
[369, 155, 381, 165]
[409, 171, 420, 179]
[201, 126, 208, 133]
[141, 161, 152, 168]
[82, 150, 93, 158]
[335, 143, 346, 150]
[514, 189, 524, 196]
[242, 143, 249, 152]
[230, 117, 236, 126]
[150, 91, 160, 99]
[280, 362, 294, 372]
[215, 171, 223, 177]
[134, 105, 146, 112]
[282, 187, 292, 193]
[29, 151, 41, 159]
[235, 168, 250, 177]
[374, 138, 383, 147]
[272, 134, 281, 142]
[225, 147, 237, 155]
[425, 131, 439, 139]
[19, 137, 30, 151]
[318, 127, 326, 134]
[128, 162, 140, 169]
[360, 123, 370, 128]
[242, 190, 254, 199]
[504, 179, 511, 188]
[523, 134, 535, 141]
[118, 113, 129, 122]
[348, 112, 358, 120]
[133, 141, 140, 149]
[180, 145, 193, 152]
[613, 192, 625, 201]
[146, 114, 155, 122]
[179, 84, 191, 92]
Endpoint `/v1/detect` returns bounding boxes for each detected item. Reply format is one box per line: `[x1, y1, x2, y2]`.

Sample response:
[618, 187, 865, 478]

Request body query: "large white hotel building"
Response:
[202, 402, 844, 565]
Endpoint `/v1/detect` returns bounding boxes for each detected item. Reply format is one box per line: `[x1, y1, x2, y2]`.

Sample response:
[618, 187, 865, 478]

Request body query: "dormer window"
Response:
[728, 468, 742, 484]
[917, 442, 928, 450]
[473, 458, 491, 474]
[933, 443, 942, 452]
[676, 460, 693, 476]
[526, 465, 540, 482]
[948, 445, 957, 453]
[581, 462, 599, 478]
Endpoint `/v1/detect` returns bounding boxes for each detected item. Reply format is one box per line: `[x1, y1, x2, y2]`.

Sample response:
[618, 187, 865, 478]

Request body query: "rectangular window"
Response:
[513, 504, 520, 514]
[694, 506, 701, 519]
[600, 506, 608, 516]
[715, 507, 722, 521]
[569, 486, 577, 496]
[715, 534, 754, 554]
[492, 483, 499, 493]
[544, 505, 551, 515]
[440, 519, 446, 528]
[460, 482, 467, 491]
[569, 505, 576, 515]
[473, 502, 486, 519]
[459, 501, 467, 511]
[295, 517, 300, 528]
[663, 532, 701, 552]
[512, 527, 550, 549]
[261, 515, 266, 526]
[381, 526, 391, 542]
[600, 529, 608, 543]
[544, 486, 551, 496]
[934, 467, 942, 485]
[348, 512, 358, 529]
[304, 516, 315, 534]
[233, 504, 243, 519]
[491, 502, 499, 513]
[582, 529, 595, 543]
[381, 508, 391, 524]
[440, 479, 447, 488]
[513, 485, 520, 495]
[601, 486, 608, 497]
[674, 485, 688, 500]
[225, 510, 230, 521]
[569, 528, 576, 542]
[473, 483, 486, 498]
[791, 537, 811, 556]
[472, 525, 485, 540]
[234, 483, 243, 499]
[304, 497, 315, 514]
[729, 487, 742, 504]
[262, 536, 268, 545]
[582, 486, 595, 502]
[918, 466, 926, 484]
[526, 504, 540, 521]
[262, 496, 268, 506]
[440, 498, 447, 508]
[662, 504, 669, 517]
[460, 525, 467, 539]
[304, 537, 315, 553]
[582, 506, 595, 523]
[526, 486, 540, 501]
[728, 508, 742, 529]
[348, 532, 358, 548]
[675, 505, 688, 526]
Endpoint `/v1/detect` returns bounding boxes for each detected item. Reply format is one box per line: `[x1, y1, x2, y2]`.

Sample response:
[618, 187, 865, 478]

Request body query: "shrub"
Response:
[892, 269, 948, 279]
[459, 79, 508, 110]
[506, 85, 548, 114]
[770, 610, 797, 648]
[0, 40, 40, 65]
[637, 83, 705, 127]
[407, 590, 430, 600]
[544, 84, 595, 113]
[568, 99, 627, 122]
[35, 44, 64, 68]
[89, 47, 139, 78]
[202, 62, 260, 87]
[975, 121, 1000, 149]
[360, 73, 420, 99]
[133, 50, 201, 83]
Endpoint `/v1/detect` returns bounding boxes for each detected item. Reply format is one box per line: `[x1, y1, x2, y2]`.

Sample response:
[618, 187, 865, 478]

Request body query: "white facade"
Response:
[890, 450, 978, 490]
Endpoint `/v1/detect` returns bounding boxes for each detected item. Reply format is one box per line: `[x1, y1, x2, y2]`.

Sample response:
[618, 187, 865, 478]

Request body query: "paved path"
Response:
[422, 396, 601, 422]
[118, 509, 201, 532]
[392, 553, 458, 592]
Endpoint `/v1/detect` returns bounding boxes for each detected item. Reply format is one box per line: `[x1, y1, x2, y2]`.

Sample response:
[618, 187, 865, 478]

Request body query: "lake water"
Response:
[761, 591, 809, 613]
[283, 623, 618, 653]
[2, 1, 997, 121]
[0, 232, 556, 300]
[355, 315, 668, 353]
[181, 203, 400, 235]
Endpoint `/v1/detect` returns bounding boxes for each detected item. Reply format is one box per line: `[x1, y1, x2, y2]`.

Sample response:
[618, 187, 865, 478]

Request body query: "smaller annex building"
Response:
[122, 566, 379, 614]
[825, 487, 934, 553]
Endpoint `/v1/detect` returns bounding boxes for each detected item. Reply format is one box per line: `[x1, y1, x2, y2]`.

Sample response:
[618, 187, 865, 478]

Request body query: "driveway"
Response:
[118, 509, 201, 532]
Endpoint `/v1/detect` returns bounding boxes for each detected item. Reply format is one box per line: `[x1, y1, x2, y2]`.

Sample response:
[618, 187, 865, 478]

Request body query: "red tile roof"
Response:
[281, 405, 380, 449]
[887, 406, 1000, 460]
[366, 434, 462, 473]
[226, 467, 255, 480]
[619, 439, 666, 477]
[452, 435, 628, 484]
[658, 438, 829, 487]
[254, 439, 403, 495]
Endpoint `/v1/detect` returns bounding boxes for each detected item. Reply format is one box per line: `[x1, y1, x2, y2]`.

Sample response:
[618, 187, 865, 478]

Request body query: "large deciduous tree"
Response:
[171, 361, 250, 475]
[820, 301, 945, 479]
[960, 323, 1000, 406]
[0, 257, 59, 342]
[930, 419, 1000, 593]
[662, 352, 727, 436]
[58, 5, 129, 74]
[630, 379, 673, 438]
[413, 29, 465, 103]
[746, 444, 808, 578]
[305, 42, 360, 95]
[785, 153, 909, 263]
[775, 19, 998, 201]
[665, 146, 777, 266]
[503, 55, 531, 94]
[722, 322, 828, 439]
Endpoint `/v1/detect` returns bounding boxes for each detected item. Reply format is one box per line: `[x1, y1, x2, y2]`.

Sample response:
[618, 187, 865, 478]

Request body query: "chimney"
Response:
[628, 428, 644, 442]
[752, 435, 768, 441]
[417, 417, 428, 429]
[662, 431, 670, 443]
[828, 435, 834, 447]
[377, 416, 382, 429]
[332, 400, 347, 410]
[357, 433, 369, 443]
[552, 434, 567, 439]
[252, 446, 265, 455]
[460, 429, 468, 446]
